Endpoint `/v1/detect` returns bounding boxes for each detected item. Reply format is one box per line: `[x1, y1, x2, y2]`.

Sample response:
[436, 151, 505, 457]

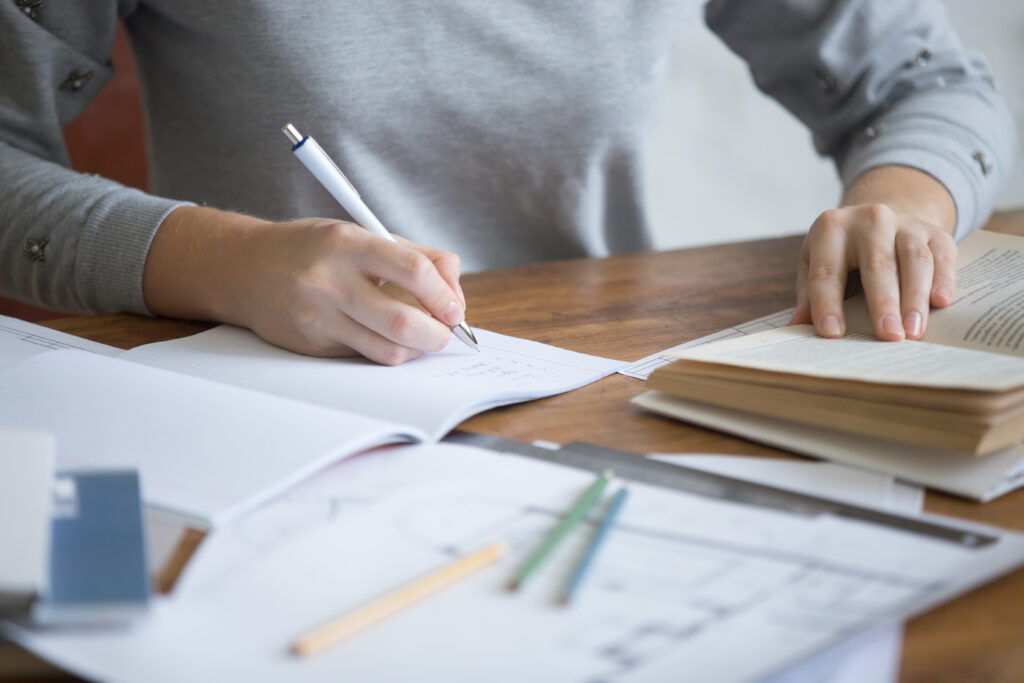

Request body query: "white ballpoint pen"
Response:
[282, 123, 479, 352]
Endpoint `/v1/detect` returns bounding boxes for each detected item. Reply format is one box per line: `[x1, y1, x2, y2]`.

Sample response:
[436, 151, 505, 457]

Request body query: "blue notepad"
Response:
[32, 470, 150, 625]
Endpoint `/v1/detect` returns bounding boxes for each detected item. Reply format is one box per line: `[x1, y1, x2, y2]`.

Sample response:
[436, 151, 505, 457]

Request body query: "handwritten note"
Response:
[122, 326, 624, 439]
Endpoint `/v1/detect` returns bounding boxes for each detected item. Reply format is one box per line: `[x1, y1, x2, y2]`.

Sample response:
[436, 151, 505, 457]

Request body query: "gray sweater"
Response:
[0, 0, 1015, 315]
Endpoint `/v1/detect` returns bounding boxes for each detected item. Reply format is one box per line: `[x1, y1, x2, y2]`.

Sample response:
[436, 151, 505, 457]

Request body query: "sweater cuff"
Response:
[838, 86, 1015, 243]
[74, 189, 194, 315]
[841, 143, 978, 242]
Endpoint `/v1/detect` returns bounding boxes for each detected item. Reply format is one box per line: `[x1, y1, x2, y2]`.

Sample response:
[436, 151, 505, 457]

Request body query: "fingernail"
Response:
[881, 314, 904, 338]
[903, 311, 922, 338]
[442, 300, 463, 326]
[820, 315, 841, 337]
[934, 286, 952, 305]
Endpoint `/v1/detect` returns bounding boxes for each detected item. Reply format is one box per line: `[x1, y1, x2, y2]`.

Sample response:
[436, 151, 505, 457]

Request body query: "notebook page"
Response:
[0, 349, 422, 525]
[121, 326, 624, 440]
[0, 314, 118, 371]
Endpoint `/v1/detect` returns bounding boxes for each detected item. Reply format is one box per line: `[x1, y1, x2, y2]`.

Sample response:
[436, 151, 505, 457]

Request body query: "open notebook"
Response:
[0, 318, 623, 525]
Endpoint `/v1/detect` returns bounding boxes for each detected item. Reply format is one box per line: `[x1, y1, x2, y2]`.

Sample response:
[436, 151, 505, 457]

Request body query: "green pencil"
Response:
[508, 469, 613, 591]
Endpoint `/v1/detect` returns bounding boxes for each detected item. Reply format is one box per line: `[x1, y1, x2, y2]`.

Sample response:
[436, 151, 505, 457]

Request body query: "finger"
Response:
[894, 230, 934, 340]
[341, 276, 452, 353]
[789, 248, 812, 325]
[403, 239, 466, 309]
[928, 231, 957, 309]
[328, 314, 425, 366]
[805, 214, 849, 338]
[854, 217, 903, 341]
[359, 238, 466, 327]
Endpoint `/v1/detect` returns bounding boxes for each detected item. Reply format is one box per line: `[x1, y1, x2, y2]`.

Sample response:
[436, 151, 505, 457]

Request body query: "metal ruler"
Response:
[446, 431, 997, 549]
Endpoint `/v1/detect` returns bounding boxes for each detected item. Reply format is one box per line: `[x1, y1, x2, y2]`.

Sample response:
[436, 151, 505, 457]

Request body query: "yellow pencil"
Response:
[292, 541, 508, 657]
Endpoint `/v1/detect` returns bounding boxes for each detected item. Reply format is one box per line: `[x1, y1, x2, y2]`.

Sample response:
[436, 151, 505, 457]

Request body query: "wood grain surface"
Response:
[23, 234, 1024, 682]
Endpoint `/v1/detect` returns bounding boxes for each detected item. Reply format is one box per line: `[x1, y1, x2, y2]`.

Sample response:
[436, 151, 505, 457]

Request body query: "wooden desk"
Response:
[9, 235, 1024, 682]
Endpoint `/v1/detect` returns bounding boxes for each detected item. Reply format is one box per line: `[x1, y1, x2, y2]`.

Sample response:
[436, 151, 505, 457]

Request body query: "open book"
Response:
[0, 320, 622, 525]
[643, 230, 1024, 457]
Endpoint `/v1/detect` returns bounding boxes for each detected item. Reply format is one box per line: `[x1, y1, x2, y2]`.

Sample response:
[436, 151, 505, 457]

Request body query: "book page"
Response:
[672, 324, 1024, 390]
[844, 231, 1024, 356]
[121, 326, 624, 440]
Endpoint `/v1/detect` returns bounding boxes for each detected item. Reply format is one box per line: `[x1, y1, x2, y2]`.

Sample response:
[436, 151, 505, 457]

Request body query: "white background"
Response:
[646, 0, 1024, 250]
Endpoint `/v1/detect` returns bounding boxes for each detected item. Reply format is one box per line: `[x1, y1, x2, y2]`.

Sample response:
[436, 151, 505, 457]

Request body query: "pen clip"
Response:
[310, 138, 361, 199]
[333, 165, 360, 198]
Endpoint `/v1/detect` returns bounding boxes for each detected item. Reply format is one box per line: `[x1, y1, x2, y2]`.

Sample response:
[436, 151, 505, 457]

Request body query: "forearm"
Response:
[840, 165, 957, 235]
[142, 205, 273, 325]
[0, 140, 187, 314]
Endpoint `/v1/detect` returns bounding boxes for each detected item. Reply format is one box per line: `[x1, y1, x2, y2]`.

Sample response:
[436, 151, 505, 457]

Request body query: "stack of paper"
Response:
[0, 317, 622, 525]
[7, 443, 1022, 683]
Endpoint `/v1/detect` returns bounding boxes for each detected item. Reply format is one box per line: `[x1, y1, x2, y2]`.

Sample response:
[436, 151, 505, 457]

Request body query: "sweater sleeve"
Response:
[704, 0, 1017, 241]
[0, 0, 190, 315]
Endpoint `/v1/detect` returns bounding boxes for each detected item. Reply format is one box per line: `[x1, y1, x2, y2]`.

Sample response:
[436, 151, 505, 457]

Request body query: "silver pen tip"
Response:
[451, 321, 480, 351]
[282, 123, 303, 146]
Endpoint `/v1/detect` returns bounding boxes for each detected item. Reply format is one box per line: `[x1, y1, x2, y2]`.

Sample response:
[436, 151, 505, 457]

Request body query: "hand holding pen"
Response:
[283, 124, 479, 353]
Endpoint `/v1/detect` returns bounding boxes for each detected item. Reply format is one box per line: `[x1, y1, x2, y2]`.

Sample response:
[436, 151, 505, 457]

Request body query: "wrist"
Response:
[142, 206, 274, 324]
[841, 165, 957, 234]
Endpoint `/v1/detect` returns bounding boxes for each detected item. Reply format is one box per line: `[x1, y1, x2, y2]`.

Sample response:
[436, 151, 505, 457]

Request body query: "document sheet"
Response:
[121, 325, 624, 440]
[0, 319, 621, 524]
[634, 392, 1024, 501]
[0, 315, 118, 370]
[619, 308, 794, 380]
[8, 444, 1022, 683]
[0, 349, 413, 526]
[673, 324, 1024, 390]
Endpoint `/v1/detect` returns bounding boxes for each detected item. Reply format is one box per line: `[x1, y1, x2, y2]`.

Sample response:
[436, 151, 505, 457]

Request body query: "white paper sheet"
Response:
[0, 349, 420, 526]
[0, 321, 621, 525]
[9, 444, 1020, 683]
[656, 454, 919, 683]
[619, 308, 794, 380]
[122, 325, 625, 440]
[634, 391, 1024, 501]
[672, 324, 1024, 390]
[0, 314, 118, 372]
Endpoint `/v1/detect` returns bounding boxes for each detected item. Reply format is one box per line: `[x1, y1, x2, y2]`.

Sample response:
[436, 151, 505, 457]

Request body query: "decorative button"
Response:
[973, 151, 993, 176]
[905, 49, 932, 69]
[858, 123, 887, 146]
[815, 68, 840, 93]
[23, 237, 49, 263]
[15, 0, 43, 21]
[59, 70, 93, 92]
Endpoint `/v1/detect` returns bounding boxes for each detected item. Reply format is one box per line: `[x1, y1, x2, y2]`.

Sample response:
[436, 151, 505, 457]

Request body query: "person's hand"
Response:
[143, 207, 467, 364]
[789, 166, 959, 341]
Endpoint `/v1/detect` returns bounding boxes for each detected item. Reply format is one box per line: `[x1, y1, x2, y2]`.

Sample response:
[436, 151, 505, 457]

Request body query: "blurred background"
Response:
[646, 0, 1024, 249]
[5, 0, 1022, 322]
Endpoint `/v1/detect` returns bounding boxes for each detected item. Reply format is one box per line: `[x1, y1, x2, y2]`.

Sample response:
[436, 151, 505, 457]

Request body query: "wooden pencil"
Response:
[560, 486, 629, 605]
[292, 541, 508, 657]
[507, 469, 613, 591]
